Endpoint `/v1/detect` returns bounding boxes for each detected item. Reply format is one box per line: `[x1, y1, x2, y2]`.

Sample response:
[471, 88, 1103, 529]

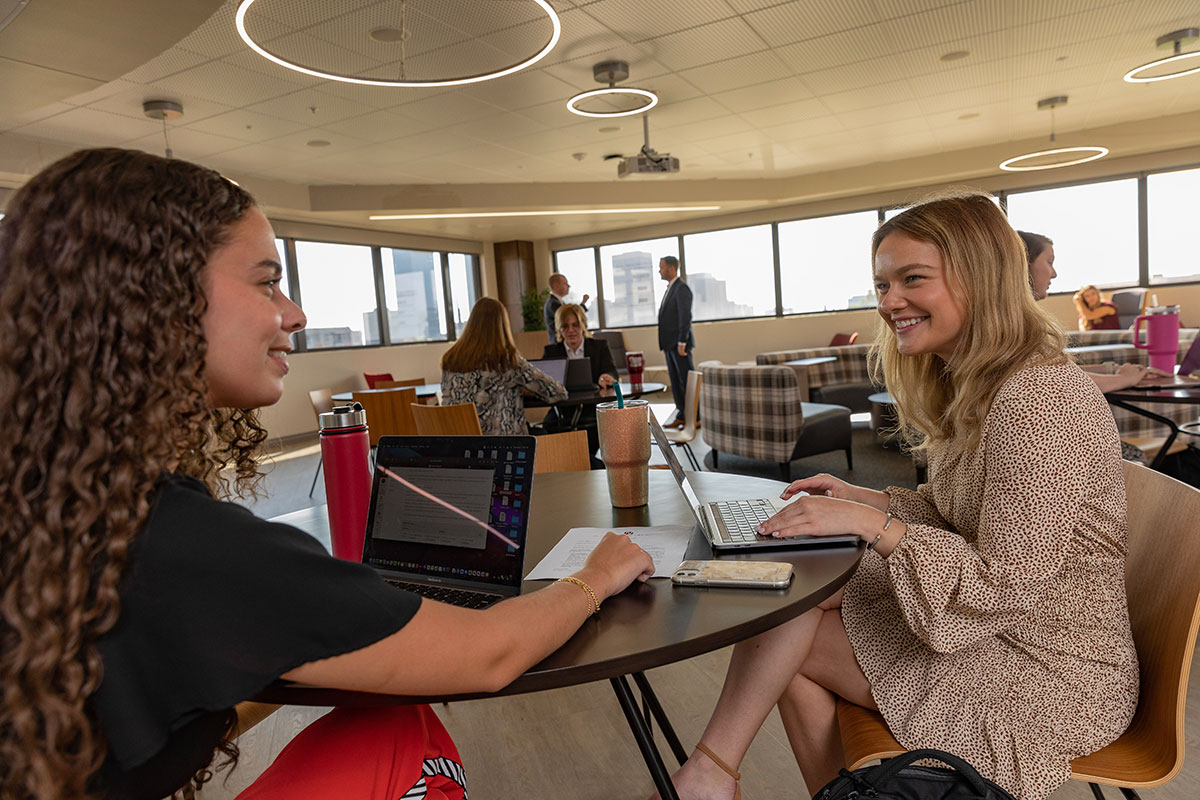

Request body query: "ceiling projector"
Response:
[617, 149, 680, 178]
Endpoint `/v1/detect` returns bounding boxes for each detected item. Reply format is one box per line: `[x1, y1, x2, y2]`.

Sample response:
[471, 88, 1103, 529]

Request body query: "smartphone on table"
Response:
[671, 560, 793, 589]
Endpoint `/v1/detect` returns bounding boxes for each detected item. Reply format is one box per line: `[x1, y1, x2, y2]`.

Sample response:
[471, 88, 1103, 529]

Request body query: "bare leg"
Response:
[651, 604, 826, 800]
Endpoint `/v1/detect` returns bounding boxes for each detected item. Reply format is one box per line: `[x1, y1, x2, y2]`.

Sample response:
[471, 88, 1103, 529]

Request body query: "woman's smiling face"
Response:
[874, 232, 966, 361]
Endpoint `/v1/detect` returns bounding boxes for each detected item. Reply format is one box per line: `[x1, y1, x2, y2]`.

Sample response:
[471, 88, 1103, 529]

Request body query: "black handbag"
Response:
[814, 749, 1017, 800]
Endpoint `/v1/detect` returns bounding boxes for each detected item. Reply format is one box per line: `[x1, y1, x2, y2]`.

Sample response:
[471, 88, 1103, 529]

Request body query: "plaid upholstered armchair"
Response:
[698, 362, 853, 481]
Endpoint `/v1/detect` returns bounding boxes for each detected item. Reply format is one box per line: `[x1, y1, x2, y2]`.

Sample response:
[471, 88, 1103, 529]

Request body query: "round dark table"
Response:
[1104, 385, 1200, 469]
[331, 381, 666, 408]
[260, 470, 862, 797]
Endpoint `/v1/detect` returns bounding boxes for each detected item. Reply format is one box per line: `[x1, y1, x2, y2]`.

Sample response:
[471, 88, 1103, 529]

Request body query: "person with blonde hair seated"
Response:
[1073, 284, 1121, 330]
[542, 303, 618, 455]
[441, 297, 567, 435]
[655, 194, 1136, 800]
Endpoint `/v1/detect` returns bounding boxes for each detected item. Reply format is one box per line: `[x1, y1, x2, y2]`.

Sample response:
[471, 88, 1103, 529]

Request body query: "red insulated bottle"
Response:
[319, 403, 371, 561]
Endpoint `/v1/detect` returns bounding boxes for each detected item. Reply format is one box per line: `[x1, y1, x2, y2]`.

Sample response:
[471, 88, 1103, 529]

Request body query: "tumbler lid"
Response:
[319, 402, 367, 431]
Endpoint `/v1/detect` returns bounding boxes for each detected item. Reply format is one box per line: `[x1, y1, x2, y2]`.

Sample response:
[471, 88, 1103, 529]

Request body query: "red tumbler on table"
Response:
[319, 403, 372, 561]
[626, 350, 644, 390]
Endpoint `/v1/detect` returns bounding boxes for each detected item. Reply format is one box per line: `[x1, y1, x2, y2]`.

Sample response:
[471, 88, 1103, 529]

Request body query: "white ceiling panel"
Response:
[880, 0, 1008, 52]
[185, 108, 310, 143]
[156, 60, 309, 107]
[248, 87, 396, 126]
[320, 108, 439, 143]
[659, 112, 754, 142]
[123, 126, 245, 160]
[676, 50, 792, 95]
[83, 85, 236, 125]
[772, 25, 896, 75]
[821, 78, 917, 114]
[460, 69, 579, 112]
[123, 48, 214, 85]
[737, 96, 831, 128]
[743, 0, 882, 48]
[644, 18, 769, 72]
[709, 76, 814, 113]
[14, 106, 162, 147]
[582, 0, 737, 43]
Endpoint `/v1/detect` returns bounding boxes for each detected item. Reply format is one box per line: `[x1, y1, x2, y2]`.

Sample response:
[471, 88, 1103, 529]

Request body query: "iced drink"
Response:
[597, 399, 651, 507]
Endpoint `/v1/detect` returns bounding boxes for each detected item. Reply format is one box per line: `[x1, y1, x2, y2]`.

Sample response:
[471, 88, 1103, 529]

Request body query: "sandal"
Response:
[694, 742, 741, 800]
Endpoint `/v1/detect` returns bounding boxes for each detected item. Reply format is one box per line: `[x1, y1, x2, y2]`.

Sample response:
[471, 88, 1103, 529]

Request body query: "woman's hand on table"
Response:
[575, 531, 654, 599]
[598, 373, 616, 389]
[782, 473, 889, 511]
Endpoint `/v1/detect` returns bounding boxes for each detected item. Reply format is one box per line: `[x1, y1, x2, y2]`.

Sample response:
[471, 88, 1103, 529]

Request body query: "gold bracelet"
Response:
[867, 512, 892, 550]
[557, 576, 600, 616]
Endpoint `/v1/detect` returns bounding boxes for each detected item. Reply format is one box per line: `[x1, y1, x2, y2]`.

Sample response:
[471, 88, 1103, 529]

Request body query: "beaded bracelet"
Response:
[557, 576, 600, 616]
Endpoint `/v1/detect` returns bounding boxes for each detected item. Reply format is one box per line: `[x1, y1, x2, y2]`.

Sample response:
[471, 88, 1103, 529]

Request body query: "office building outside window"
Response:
[1006, 180, 1138, 291]
[682, 225, 774, 320]
[294, 241, 379, 349]
[447, 253, 480, 335]
[553, 247, 599, 328]
[600, 237, 675, 327]
[779, 210, 878, 314]
[1148, 167, 1200, 285]
[381, 247, 447, 344]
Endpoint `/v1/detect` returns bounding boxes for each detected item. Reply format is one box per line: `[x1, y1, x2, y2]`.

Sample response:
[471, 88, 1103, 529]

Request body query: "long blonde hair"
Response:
[441, 296, 520, 372]
[554, 303, 590, 343]
[868, 192, 1066, 452]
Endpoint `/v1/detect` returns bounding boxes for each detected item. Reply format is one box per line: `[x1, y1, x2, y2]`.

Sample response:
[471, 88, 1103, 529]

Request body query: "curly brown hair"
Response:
[0, 148, 268, 799]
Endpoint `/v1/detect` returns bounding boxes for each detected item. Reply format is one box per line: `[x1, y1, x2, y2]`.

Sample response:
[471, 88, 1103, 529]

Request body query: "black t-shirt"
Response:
[94, 475, 421, 799]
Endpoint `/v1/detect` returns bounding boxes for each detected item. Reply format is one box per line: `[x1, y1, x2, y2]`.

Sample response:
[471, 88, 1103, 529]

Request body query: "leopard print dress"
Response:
[841, 362, 1139, 800]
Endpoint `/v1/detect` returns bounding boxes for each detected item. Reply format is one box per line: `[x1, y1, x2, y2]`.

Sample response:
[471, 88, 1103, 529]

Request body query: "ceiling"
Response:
[1, 0, 1199, 241]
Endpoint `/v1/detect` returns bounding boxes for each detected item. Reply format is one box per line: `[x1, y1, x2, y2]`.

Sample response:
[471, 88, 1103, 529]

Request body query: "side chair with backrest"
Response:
[307, 388, 335, 497]
[829, 332, 859, 346]
[352, 387, 418, 446]
[1110, 289, 1148, 330]
[664, 370, 703, 470]
[699, 362, 852, 481]
[411, 402, 483, 436]
[593, 329, 629, 375]
[835, 460, 1200, 799]
[363, 372, 394, 389]
[533, 430, 591, 474]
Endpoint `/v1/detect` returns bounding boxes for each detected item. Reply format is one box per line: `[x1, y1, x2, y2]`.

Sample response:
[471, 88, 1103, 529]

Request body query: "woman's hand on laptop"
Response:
[782, 473, 889, 511]
[755, 495, 886, 542]
[576, 531, 655, 599]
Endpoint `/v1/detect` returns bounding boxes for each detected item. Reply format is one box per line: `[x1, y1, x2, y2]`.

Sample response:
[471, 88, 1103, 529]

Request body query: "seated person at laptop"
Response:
[0, 148, 654, 800]
[441, 297, 567, 435]
[659, 195, 1136, 800]
[542, 303, 618, 455]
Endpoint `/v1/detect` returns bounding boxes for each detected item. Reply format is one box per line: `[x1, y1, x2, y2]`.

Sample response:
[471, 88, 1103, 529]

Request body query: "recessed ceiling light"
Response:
[369, 206, 720, 221]
[940, 50, 969, 62]
[957, 112, 980, 120]
[235, 0, 561, 87]
[306, 139, 331, 147]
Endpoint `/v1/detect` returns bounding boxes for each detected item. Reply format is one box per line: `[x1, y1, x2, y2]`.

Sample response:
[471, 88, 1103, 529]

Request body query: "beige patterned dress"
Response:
[841, 362, 1139, 800]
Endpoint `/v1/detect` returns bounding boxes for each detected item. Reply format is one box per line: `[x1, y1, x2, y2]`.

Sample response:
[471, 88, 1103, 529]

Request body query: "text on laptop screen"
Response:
[362, 438, 533, 588]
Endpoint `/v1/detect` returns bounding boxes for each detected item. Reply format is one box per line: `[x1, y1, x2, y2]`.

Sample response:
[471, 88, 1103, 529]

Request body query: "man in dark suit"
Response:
[657, 256, 695, 429]
[543, 273, 589, 344]
[542, 303, 616, 458]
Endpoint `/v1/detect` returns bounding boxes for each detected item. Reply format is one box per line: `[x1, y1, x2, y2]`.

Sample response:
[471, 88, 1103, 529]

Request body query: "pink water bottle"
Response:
[319, 403, 371, 561]
[1134, 308, 1180, 374]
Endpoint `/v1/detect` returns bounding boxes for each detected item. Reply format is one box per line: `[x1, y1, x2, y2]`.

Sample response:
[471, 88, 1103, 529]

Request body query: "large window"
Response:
[553, 247, 599, 328]
[600, 237, 676, 327]
[1147, 167, 1200, 284]
[273, 238, 291, 301]
[381, 248, 447, 344]
[682, 225, 774, 320]
[447, 253, 480, 335]
[294, 241, 379, 349]
[1006, 179, 1139, 292]
[779, 210, 879, 313]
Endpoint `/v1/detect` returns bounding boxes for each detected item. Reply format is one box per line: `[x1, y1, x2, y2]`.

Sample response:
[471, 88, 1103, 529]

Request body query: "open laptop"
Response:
[360, 435, 536, 608]
[649, 415, 860, 551]
[530, 357, 595, 391]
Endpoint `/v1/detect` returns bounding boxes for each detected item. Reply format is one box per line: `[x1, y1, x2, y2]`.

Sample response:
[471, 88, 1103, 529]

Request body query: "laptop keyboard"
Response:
[383, 578, 502, 609]
[710, 499, 775, 544]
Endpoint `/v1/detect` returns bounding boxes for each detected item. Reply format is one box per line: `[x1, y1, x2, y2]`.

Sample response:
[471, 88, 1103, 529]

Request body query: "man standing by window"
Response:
[543, 273, 589, 343]
[658, 256, 695, 429]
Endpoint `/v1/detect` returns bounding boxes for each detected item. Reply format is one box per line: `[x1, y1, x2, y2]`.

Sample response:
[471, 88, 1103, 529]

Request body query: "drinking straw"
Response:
[614, 381, 624, 408]
[376, 464, 520, 549]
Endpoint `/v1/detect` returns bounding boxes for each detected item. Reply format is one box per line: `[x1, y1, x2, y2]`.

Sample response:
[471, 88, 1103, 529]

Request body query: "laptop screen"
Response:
[362, 436, 536, 590]
[529, 358, 567, 385]
[648, 415, 705, 527]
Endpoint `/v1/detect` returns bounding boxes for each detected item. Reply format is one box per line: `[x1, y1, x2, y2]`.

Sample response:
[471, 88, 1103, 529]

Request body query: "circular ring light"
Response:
[234, 0, 561, 87]
[567, 87, 659, 118]
[1124, 50, 1200, 82]
[999, 146, 1109, 172]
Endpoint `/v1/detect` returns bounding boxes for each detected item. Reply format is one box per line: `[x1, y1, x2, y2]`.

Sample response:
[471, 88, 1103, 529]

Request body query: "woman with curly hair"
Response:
[0, 148, 653, 800]
[655, 194, 1137, 800]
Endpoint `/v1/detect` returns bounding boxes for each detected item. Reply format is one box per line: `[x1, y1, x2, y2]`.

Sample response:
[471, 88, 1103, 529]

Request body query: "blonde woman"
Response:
[441, 297, 567, 434]
[1074, 284, 1121, 331]
[656, 194, 1136, 800]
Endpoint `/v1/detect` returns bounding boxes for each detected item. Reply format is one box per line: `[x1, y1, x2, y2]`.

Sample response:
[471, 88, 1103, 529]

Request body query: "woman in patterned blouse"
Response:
[440, 297, 566, 435]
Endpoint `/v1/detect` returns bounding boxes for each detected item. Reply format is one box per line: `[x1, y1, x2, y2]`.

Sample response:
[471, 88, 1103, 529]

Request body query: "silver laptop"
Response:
[361, 435, 535, 608]
[649, 415, 860, 551]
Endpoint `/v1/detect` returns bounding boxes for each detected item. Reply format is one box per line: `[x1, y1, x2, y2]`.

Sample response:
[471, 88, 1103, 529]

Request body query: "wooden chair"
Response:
[533, 430, 591, 474]
[376, 378, 424, 389]
[307, 388, 334, 497]
[663, 370, 702, 470]
[352, 388, 418, 446]
[362, 371, 394, 389]
[829, 332, 859, 346]
[411, 402, 482, 436]
[835, 460, 1200, 800]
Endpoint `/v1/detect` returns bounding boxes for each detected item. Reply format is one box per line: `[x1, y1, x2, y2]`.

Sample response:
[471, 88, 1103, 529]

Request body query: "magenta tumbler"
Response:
[319, 403, 372, 561]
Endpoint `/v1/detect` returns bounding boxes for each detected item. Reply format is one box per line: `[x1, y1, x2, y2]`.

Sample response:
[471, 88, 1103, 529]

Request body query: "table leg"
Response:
[611, 675, 680, 799]
[632, 671, 688, 766]
[1108, 398, 1181, 470]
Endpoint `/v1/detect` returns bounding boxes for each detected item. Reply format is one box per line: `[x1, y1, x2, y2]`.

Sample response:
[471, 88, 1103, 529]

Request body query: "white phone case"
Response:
[671, 560, 794, 589]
